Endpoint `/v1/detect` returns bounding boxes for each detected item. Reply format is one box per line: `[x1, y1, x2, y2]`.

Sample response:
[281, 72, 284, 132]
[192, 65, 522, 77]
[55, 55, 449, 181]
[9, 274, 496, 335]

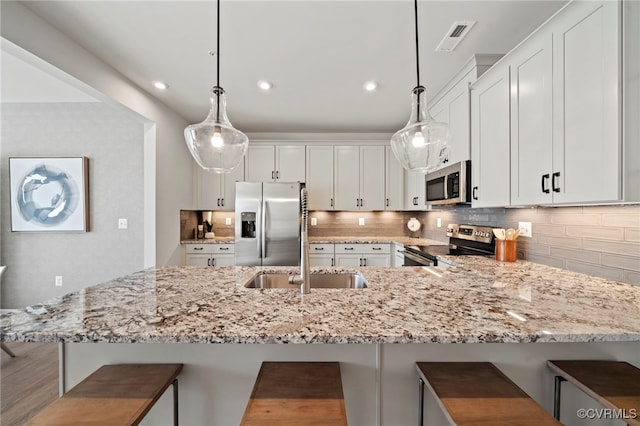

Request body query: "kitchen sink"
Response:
[245, 272, 368, 289]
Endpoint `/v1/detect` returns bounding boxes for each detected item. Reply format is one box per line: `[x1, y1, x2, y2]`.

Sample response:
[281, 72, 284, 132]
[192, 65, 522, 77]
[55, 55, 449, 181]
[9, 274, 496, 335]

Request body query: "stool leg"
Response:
[553, 376, 566, 420]
[418, 377, 424, 426]
[172, 378, 179, 426]
[1, 343, 16, 357]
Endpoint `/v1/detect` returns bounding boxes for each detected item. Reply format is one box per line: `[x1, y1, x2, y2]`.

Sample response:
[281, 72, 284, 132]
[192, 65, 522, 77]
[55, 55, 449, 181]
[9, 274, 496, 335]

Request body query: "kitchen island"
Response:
[2, 259, 639, 425]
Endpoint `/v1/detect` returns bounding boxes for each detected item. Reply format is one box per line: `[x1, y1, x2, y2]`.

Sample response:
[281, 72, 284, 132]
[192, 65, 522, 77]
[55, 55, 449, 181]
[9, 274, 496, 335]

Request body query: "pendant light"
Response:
[390, 0, 451, 173]
[184, 0, 249, 173]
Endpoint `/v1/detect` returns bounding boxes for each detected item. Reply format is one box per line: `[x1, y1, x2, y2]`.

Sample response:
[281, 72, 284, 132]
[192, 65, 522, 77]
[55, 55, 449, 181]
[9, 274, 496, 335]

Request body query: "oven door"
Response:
[403, 249, 434, 266]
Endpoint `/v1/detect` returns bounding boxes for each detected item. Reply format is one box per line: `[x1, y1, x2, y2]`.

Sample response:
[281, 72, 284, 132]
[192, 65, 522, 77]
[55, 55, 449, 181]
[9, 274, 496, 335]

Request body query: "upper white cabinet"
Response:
[197, 161, 245, 211]
[385, 146, 404, 210]
[334, 146, 385, 210]
[306, 145, 335, 210]
[470, 64, 511, 208]
[404, 171, 425, 210]
[429, 55, 503, 170]
[245, 144, 306, 183]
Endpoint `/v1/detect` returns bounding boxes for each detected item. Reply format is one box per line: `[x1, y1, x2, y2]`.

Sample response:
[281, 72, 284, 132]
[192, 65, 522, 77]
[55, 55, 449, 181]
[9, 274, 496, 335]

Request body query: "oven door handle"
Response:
[404, 250, 434, 266]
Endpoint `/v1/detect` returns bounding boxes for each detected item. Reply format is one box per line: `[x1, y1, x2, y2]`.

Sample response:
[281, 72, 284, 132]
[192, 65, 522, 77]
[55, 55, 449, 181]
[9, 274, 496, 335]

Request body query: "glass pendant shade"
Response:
[391, 86, 451, 173]
[184, 86, 249, 173]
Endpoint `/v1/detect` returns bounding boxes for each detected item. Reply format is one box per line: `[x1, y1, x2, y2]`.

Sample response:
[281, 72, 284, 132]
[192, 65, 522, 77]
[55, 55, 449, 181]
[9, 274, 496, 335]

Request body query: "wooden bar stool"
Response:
[416, 362, 560, 425]
[241, 361, 348, 425]
[548, 360, 640, 426]
[25, 363, 183, 426]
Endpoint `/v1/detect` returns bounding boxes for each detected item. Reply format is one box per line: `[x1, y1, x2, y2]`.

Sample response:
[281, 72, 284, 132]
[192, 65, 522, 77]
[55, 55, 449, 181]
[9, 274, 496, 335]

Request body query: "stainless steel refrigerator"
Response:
[235, 182, 301, 266]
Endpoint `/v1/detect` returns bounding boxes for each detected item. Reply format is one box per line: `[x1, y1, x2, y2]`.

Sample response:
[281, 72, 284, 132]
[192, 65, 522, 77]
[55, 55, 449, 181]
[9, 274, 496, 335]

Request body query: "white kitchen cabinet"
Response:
[404, 170, 425, 210]
[470, 63, 511, 208]
[309, 243, 334, 267]
[197, 161, 245, 211]
[245, 144, 305, 183]
[334, 146, 385, 210]
[509, 31, 553, 205]
[385, 146, 404, 210]
[391, 243, 404, 267]
[306, 145, 335, 210]
[334, 243, 390, 267]
[550, 1, 620, 204]
[185, 244, 235, 266]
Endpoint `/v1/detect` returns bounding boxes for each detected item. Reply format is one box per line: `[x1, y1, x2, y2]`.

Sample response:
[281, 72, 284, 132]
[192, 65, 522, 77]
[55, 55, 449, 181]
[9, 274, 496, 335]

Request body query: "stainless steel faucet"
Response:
[289, 188, 311, 295]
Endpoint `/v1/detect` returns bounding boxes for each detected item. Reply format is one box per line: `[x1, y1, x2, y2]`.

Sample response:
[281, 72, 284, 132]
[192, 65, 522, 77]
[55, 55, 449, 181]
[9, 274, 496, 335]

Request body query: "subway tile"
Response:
[582, 239, 640, 256]
[537, 235, 582, 249]
[519, 242, 551, 256]
[626, 228, 640, 242]
[566, 260, 624, 282]
[602, 214, 640, 227]
[533, 223, 566, 236]
[602, 254, 640, 272]
[550, 214, 601, 226]
[623, 271, 640, 286]
[523, 253, 565, 268]
[549, 247, 601, 264]
[586, 205, 640, 214]
[565, 225, 625, 241]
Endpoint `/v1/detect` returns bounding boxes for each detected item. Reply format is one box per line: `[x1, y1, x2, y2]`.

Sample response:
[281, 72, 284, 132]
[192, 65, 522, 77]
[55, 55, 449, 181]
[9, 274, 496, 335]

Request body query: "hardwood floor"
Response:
[1, 342, 58, 425]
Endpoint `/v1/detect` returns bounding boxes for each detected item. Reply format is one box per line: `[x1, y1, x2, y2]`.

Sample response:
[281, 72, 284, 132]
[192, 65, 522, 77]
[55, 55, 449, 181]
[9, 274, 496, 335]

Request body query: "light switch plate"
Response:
[359, 218, 365, 226]
[225, 217, 232, 226]
[518, 221, 532, 238]
[55, 276, 63, 287]
[118, 218, 128, 229]
[311, 217, 317, 226]
[436, 218, 442, 228]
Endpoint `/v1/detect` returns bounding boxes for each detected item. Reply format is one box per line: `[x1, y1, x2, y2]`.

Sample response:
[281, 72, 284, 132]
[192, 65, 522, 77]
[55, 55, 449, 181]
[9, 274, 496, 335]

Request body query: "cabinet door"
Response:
[552, 1, 620, 203]
[220, 161, 244, 211]
[360, 146, 385, 210]
[212, 255, 235, 266]
[309, 255, 334, 267]
[186, 254, 212, 266]
[404, 171, 425, 210]
[385, 146, 404, 210]
[363, 255, 390, 267]
[334, 254, 362, 267]
[471, 65, 511, 207]
[510, 32, 553, 206]
[306, 145, 334, 210]
[197, 169, 223, 209]
[276, 145, 306, 182]
[447, 85, 471, 166]
[334, 146, 360, 210]
[246, 145, 275, 182]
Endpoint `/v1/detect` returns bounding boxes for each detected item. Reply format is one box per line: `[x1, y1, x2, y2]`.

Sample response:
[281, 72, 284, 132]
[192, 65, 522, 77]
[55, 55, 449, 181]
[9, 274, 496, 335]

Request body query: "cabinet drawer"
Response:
[310, 243, 334, 254]
[335, 243, 390, 254]
[185, 244, 235, 254]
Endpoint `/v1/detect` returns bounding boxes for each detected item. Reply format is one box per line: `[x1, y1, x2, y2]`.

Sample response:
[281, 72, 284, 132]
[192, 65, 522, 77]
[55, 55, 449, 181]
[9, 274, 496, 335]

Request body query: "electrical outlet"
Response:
[436, 218, 442, 228]
[55, 276, 63, 287]
[358, 218, 365, 226]
[311, 217, 317, 226]
[225, 217, 232, 226]
[519, 221, 532, 238]
[118, 218, 128, 229]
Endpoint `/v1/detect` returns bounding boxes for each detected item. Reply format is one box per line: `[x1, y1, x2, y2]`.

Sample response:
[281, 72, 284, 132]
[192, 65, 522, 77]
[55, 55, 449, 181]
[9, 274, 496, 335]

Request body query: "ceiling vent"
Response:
[436, 21, 477, 52]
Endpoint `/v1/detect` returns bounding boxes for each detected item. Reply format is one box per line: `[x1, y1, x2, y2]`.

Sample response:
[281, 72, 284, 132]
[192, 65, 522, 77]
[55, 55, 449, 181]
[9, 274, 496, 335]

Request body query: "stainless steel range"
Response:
[404, 224, 496, 267]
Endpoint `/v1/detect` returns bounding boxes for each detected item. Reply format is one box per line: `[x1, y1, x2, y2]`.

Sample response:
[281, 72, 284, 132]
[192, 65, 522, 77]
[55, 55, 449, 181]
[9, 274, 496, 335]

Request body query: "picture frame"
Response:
[9, 157, 90, 232]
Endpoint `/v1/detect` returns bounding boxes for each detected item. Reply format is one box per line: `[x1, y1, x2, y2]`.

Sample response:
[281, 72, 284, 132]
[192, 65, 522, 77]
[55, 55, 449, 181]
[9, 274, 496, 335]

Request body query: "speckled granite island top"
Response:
[2, 258, 639, 344]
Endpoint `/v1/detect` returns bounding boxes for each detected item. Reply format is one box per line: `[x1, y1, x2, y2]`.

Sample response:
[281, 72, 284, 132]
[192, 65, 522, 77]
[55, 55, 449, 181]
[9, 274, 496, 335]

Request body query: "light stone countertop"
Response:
[2, 256, 639, 344]
[181, 236, 446, 246]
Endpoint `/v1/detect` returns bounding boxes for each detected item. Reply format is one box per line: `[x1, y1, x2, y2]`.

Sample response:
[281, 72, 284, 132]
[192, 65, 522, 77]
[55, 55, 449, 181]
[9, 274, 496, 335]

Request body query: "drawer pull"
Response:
[372, 247, 382, 251]
[219, 247, 229, 251]
[344, 247, 354, 251]
[194, 247, 204, 251]
[314, 247, 324, 251]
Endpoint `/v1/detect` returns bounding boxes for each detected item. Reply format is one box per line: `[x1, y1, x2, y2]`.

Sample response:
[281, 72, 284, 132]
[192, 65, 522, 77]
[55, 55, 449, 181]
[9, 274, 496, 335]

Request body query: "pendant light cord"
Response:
[414, 0, 420, 88]
[215, 0, 221, 123]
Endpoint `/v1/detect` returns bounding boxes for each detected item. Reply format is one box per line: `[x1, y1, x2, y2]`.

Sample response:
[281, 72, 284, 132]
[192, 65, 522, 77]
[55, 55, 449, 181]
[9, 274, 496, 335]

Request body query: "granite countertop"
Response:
[181, 236, 446, 246]
[2, 257, 639, 345]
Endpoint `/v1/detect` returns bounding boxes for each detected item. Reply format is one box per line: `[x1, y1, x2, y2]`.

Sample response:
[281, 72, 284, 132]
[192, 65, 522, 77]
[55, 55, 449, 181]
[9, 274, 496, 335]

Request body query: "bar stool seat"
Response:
[548, 360, 640, 426]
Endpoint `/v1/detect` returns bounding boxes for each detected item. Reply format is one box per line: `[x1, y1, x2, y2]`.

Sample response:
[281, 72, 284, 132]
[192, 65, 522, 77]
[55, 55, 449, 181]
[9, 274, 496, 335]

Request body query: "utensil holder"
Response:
[495, 239, 517, 262]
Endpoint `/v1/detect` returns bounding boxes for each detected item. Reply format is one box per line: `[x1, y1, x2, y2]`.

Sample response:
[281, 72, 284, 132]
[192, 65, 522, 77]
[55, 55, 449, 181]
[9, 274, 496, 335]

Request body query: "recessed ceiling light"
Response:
[153, 81, 169, 90]
[363, 81, 378, 92]
[257, 80, 273, 91]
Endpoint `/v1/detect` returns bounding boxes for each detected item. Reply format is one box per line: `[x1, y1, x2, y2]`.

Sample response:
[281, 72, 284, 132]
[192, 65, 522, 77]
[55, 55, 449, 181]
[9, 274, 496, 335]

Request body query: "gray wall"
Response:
[423, 205, 640, 286]
[1, 102, 144, 307]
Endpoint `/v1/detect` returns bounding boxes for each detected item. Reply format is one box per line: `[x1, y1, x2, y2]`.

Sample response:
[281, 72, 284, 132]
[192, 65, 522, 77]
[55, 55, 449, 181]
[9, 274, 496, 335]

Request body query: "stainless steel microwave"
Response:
[425, 160, 471, 205]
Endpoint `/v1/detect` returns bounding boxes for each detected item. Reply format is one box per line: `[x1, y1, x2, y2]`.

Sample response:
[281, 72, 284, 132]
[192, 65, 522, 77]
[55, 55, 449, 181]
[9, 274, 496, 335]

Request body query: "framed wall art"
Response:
[9, 157, 90, 232]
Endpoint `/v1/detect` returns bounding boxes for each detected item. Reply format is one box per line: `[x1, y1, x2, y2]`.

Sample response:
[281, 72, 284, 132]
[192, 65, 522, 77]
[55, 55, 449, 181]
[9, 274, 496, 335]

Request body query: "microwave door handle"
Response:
[443, 174, 448, 200]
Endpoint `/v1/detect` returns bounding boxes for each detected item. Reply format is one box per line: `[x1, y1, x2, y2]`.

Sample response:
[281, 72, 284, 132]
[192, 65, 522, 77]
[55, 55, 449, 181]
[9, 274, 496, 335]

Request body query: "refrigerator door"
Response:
[262, 182, 301, 266]
[235, 182, 262, 266]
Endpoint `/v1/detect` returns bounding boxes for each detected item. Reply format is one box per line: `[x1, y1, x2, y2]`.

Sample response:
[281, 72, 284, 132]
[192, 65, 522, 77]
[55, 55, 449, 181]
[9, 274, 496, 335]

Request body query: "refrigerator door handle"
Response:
[261, 199, 267, 259]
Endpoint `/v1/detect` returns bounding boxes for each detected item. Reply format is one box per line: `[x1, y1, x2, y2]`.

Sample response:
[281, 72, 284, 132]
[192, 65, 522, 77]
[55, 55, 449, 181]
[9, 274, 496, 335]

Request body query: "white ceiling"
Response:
[14, 0, 567, 133]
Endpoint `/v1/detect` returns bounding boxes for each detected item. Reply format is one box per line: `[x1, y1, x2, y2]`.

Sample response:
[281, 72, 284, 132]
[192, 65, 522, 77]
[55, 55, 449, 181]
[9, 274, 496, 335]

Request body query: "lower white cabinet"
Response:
[334, 243, 390, 267]
[309, 243, 334, 267]
[391, 243, 404, 267]
[185, 244, 235, 266]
